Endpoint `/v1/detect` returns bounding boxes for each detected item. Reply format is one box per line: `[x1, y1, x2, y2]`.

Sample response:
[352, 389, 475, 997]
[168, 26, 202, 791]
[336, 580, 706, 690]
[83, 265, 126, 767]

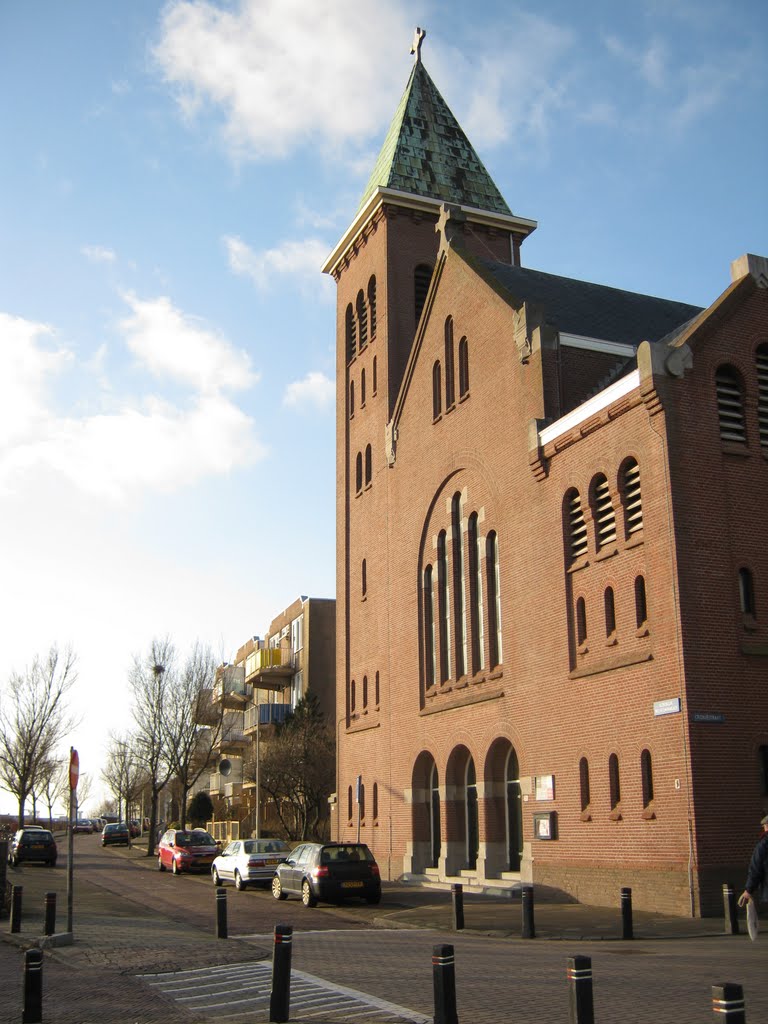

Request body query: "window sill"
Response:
[421, 684, 504, 716]
[595, 546, 619, 562]
[742, 614, 759, 633]
[433, 414, 442, 424]
[609, 807, 622, 822]
[625, 533, 644, 549]
[605, 635, 618, 648]
[641, 806, 656, 821]
[741, 640, 768, 656]
[635, 625, 649, 638]
[721, 443, 751, 457]
[580, 809, 592, 823]
[364, 482, 372, 491]
[570, 649, 653, 679]
[568, 557, 590, 574]
[346, 718, 381, 735]
[458, 391, 470, 403]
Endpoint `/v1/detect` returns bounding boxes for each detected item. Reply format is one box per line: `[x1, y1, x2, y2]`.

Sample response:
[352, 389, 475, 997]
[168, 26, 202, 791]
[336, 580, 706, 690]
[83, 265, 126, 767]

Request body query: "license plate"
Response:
[31, 844, 45, 849]
[266, 858, 278, 865]
[342, 880, 364, 888]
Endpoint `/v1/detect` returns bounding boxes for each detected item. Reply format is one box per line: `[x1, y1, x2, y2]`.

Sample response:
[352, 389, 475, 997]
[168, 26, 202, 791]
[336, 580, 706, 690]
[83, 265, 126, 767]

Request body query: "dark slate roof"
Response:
[357, 61, 512, 217]
[483, 263, 704, 346]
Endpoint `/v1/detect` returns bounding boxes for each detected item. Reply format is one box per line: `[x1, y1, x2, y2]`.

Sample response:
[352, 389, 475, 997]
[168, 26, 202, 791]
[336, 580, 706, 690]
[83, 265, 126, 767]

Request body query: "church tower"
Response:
[323, 30, 536, 855]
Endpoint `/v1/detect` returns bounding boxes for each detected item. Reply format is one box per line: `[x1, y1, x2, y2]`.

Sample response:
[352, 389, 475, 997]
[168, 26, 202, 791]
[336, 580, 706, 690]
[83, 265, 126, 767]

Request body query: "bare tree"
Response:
[164, 643, 223, 829]
[33, 758, 67, 827]
[129, 638, 175, 856]
[254, 694, 334, 841]
[102, 733, 145, 822]
[0, 647, 78, 827]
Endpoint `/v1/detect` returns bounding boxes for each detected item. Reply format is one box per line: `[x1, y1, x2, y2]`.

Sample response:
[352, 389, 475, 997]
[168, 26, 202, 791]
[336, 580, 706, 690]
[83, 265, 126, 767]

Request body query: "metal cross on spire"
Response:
[411, 26, 426, 63]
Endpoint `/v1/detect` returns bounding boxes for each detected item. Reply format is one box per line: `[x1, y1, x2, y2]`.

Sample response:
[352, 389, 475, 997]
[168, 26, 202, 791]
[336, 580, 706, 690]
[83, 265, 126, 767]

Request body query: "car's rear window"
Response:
[177, 832, 216, 847]
[320, 845, 374, 864]
[243, 839, 289, 854]
[23, 831, 53, 841]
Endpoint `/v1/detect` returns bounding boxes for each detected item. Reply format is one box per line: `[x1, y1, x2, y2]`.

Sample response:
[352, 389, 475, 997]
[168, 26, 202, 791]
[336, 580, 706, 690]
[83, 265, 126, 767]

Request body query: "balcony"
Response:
[208, 762, 243, 794]
[244, 647, 293, 690]
[217, 728, 248, 754]
[244, 703, 292, 733]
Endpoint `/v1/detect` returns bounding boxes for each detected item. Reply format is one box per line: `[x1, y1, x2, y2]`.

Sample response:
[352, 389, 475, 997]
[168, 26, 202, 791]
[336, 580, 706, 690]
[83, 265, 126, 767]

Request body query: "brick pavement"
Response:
[1, 838, 765, 1024]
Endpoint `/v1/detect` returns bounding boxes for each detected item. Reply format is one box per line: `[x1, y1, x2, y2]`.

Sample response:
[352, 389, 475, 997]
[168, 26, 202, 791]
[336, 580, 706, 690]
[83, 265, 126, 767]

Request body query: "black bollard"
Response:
[722, 883, 739, 936]
[620, 887, 633, 940]
[566, 955, 594, 1024]
[451, 883, 464, 931]
[215, 886, 227, 939]
[44, 892, 57, 937]
[10, 885, 23, 934]
[22, 948, 43, 1024]
[432, 943, 458, 1024]
[711, 983, 746, 1023]
[521, 885, 535, 939]
[269, 924, 293, 1023]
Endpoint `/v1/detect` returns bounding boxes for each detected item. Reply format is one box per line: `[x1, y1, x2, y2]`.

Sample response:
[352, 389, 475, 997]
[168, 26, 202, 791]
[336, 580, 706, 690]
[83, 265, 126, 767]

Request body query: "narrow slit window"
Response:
[739, 567, 756, 616]
[458, 337, 469, 398]
[451, 492, 467, 678]
[445, 317, 455, 409]
[372, 782, 378, 822]
[635, 575, 648, 629]
[604, 587, 616, 636]
[576, 597, 587, 646]
[609, 753, 621, 810]
[375, 671, 380, 706]
[355, 452, 362, 493]
[361, 559, 367, 598]
[641, 749, 654, 808]
[361, 368, 366, 407]
[362, 675, 368, 709]
[372, 356, 377, 395]
[579, 757, 591, 813]
[468, 512, 484, 674]
[486, 530, 503, 667]
[365, 444, 372, 486]
[347, 786, 353, 821]
[349, 380, 355, 418]
[433, 361, 442, 420]
[437, 531, 450, 683]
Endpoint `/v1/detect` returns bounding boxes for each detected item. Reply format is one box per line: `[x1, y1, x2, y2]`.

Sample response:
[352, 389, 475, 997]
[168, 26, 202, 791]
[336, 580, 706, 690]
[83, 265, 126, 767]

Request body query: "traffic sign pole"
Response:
[67, 747, 78, 934]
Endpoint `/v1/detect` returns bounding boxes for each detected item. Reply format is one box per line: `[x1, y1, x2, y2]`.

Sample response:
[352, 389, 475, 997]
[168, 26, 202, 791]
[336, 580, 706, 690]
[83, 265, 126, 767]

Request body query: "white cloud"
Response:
[153, 0, 413, 162]
[0, 309, 266, 502]
[0, 314, 72, 444]
[603, 34, 667, 89]
[81, 245, 117, 263]
[283, 371, 335, 411]
[120, 292, 257, 393]
[225, 234, 331, 291]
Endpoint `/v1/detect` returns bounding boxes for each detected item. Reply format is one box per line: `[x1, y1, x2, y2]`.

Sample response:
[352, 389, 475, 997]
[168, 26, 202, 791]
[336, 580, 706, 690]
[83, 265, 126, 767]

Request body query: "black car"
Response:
[271, 842, 381, 907]
[8, 828, 57, 867]
[101, 822, 132, 847]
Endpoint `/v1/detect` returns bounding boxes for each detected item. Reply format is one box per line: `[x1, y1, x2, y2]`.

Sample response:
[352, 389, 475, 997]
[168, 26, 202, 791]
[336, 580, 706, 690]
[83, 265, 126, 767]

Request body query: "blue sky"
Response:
[1, 0, 765, 813]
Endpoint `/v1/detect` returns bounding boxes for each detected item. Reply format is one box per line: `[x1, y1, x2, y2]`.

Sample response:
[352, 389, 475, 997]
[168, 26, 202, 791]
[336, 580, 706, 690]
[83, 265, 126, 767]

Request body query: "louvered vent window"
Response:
[569, 492, 588, 561]
[368, 276, 377, 338]
[357, 291, 368, 349]
[757, 346, 768, 449]
[624, 460, 643, 535]
[594, 476, 616, 549]
[716, 365, 746, 443]
[346, 304, 356, 362]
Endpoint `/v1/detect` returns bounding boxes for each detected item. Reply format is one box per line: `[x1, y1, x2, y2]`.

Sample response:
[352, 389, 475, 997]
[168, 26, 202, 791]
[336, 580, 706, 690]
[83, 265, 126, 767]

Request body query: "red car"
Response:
[157, 828, 218, 875]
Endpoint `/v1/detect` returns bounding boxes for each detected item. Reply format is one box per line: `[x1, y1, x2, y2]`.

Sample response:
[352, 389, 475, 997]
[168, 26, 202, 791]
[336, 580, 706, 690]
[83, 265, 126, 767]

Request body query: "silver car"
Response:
[211, 838, 291, 890]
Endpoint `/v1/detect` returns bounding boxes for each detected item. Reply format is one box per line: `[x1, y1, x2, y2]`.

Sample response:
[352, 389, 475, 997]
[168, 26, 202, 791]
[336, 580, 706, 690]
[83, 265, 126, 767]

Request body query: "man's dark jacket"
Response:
[745, 832, 768, 897]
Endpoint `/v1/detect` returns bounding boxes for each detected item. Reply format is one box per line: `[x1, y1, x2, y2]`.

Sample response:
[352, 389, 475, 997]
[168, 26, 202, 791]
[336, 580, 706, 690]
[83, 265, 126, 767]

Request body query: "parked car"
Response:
[211, 838, 291, 890]
[101, 822, 132, 847]
[271, 842, 381, 907]
[73, 818, 93, 834]
[8, 828, 57, 867]
[128, 820, 141, 838]
[157, 828, 218, 874]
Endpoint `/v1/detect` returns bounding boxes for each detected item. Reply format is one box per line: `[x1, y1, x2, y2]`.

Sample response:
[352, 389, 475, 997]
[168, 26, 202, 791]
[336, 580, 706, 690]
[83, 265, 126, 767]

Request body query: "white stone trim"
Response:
[539, 369, 640, 446]
[560, 332, 636, 358]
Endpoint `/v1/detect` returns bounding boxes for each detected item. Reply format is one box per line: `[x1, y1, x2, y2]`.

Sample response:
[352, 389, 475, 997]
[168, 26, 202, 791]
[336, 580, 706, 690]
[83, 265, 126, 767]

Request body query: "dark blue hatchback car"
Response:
[271, 842, 381, 907]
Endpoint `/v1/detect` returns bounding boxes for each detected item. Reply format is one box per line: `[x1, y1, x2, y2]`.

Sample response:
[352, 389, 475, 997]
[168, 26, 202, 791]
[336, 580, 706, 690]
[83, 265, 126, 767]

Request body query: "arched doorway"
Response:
[429, 763, 441, 868]
[506, 748, 523, 871]
[466, 757, 478, 869]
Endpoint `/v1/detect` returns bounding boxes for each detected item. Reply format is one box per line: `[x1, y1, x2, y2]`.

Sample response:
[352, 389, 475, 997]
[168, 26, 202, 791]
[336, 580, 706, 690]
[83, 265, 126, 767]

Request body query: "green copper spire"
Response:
[357, 35, 512, 217]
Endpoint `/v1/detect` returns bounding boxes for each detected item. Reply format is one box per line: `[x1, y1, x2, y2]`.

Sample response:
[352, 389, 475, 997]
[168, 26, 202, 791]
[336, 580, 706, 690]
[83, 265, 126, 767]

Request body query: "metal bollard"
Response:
[711, 983, 746, 1023]
[521, 885, 535, 939]
[567, 955, 594, 1024]
[432, 943, 458, 1024]
[22, 948, 43, 1024]
[10, 885, 23, 934]
[621, 886, 633, 940]
[44, 891, 57, 937]
[215, 886, 227, 939]
[722, 883, 739, 935]
[269, 924, 293, 1023]
[451, 883, 464, 931]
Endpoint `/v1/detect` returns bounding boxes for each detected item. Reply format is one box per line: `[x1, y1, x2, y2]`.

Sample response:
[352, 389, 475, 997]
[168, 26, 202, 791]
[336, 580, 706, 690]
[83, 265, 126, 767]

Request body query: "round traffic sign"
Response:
[69, 748, 79, 791]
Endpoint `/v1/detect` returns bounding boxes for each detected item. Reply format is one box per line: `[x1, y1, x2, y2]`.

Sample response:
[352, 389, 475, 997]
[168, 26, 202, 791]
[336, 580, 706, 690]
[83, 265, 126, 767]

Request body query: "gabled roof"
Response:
[357, 60, 512, 218]
[481, 262, 704, 346]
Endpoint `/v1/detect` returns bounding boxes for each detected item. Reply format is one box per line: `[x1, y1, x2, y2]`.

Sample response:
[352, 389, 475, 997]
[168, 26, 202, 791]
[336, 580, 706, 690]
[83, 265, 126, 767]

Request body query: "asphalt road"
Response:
[2, 833, 767, 1024]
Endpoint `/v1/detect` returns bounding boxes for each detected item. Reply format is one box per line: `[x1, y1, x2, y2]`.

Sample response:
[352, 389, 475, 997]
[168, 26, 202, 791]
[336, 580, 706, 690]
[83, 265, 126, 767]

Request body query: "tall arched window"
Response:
[374, 671, 380, 706]
[579, 757, 591, 815]
[365, 444, 372, 486]
[356, 289, 368, 350]
[362, 675, 368, 709]
[367, 276, 377, 338]
[486, 530, 503, 667]
[437, 531, 450, 683]
[414, 263, 432, 324]
[424, 565, 436, 688]
[468, 512, 484, 674]
[576, 597, 587, 646]
[372, 781, 378, 822]
[604, 587, 616, 637]
[739, 567, 756, 617]
[432, 361, 442, 420]
[465, 757, 478, 869]
[355, 452, 362, 493]
[349, 380, 355, 418]
[345, 303, 356, 361]
[716, 364, 746, 443]
[635, 575, 648, 629]
[444, 317, 455, 409]
[622, 459, 643, 536]
[592, 474, 617, 549]
[347, 785, 353, 822]
[350, 678, 356, 713]
[361, 368, 366, 407]
[372, 356, 377, 395]
[451, 492, 467, 678]
[458, 336, 469, 398]
[361, 559, 367, 598]
[567, 490, 588, 562]
[359, 782, 365, 823]
[641, 749, 654, 809]
[608, 753, 621, 813]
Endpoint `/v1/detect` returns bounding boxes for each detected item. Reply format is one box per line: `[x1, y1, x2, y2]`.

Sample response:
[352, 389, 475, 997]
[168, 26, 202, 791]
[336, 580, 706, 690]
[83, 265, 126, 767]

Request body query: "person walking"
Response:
[738, 814, 768, 908]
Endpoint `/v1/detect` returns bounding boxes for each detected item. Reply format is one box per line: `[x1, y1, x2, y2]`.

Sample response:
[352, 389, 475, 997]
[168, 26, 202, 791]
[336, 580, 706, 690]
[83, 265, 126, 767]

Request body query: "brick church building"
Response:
[324, 34, 768, 915]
